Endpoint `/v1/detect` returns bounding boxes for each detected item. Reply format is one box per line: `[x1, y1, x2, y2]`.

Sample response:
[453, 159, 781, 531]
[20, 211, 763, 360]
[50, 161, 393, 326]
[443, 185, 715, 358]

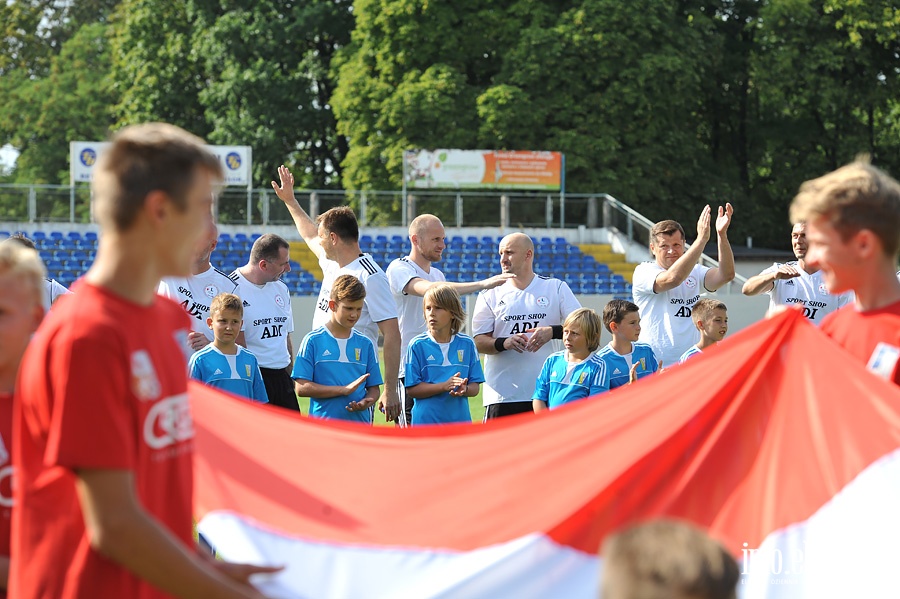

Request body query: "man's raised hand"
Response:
[715, 202, 734, 235]
[270, 165, 296, 204]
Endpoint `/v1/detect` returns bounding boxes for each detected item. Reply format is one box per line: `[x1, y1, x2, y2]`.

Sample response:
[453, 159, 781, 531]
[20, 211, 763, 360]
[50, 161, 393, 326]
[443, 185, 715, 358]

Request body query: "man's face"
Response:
[166, 168, 215, 278]
[0, 272, 43, 383]
[262, 247, 291, 282]
[499, 238, 530, 275]
[650, 232, 685, 270]
[804, 216, 856, 294]
[317, 223, 336, 261]
[791, 223, 808, 261]
[414, 223, 446, 263]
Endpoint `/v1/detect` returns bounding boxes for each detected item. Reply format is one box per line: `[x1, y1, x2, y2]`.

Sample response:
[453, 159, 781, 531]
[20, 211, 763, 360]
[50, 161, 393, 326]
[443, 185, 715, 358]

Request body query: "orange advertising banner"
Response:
[404, 149, 562, 190]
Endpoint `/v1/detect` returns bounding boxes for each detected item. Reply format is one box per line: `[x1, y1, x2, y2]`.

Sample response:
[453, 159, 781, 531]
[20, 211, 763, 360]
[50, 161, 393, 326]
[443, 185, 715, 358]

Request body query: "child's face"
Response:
[424, 297, 452, 335]
[614, 311, 641, 343]
[0, 272, 43, 379]
[209, 308, 242, 344]
[330, 298, 364, 329]
[804, 216, 858, 294]
[563, 323, 589, 355]
[699, 309, 728, 342]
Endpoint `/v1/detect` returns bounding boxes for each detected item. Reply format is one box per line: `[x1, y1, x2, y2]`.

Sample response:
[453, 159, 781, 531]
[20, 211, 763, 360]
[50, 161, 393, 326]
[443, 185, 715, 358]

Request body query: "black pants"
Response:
[483, 401, 534, 421]
[399, 376, 414, 427]
[260, 366, 300, 412]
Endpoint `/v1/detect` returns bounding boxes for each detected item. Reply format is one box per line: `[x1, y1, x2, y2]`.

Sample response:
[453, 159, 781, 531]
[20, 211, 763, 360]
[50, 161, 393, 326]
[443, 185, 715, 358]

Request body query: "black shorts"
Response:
[398, 376, 414, 427]
[260, 366, 300, 412]
[483, 401, 534, 421]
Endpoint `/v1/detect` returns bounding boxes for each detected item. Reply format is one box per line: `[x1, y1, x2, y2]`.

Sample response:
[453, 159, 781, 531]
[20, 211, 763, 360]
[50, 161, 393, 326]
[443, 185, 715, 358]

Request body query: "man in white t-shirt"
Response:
[742, 222, 853, 324]
[230, 233, 296, 410]
[472, 233, 581, 420]
[632, 205, 735, 367]
[386, 214, 513, 425]
[159, 223, 237, 352]
[271, 165, 402, 422]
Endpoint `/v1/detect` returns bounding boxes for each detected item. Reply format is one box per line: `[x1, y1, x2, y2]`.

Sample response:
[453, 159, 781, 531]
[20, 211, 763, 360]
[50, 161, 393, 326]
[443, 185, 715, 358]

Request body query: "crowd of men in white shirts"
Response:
[17, 170, 875, 425]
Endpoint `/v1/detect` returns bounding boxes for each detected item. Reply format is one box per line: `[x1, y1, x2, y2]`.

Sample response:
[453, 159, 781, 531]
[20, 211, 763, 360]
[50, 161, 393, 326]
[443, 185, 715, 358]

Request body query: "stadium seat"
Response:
[49, 231, 64, 241]
[67, 231, 81, 241]
[84, 231, 98, 241]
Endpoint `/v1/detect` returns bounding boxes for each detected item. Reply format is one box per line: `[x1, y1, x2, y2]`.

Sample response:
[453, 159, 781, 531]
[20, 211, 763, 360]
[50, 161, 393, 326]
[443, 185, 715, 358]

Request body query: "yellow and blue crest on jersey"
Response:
[578, 372, 587, 384]
[457, 350, 464, 362]
[640, 357, 646, 371]
[355, 348, 361, 361]
[245, 364, 251, 377]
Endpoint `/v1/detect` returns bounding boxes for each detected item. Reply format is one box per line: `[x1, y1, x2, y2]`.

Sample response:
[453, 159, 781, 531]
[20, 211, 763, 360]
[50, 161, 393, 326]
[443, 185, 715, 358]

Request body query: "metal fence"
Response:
[0, 184, 603, 230]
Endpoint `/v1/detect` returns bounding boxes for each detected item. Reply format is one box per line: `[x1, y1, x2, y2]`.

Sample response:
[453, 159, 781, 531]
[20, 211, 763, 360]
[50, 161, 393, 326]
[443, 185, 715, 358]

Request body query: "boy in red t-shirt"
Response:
[12, 124, 280, 599]
[790, 158, 900, 385]
[0, 242, 46, 596]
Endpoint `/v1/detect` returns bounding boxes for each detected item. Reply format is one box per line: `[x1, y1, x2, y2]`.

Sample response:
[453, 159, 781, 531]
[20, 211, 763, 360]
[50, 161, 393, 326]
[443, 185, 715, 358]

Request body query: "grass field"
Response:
[294, 349, 487, 425]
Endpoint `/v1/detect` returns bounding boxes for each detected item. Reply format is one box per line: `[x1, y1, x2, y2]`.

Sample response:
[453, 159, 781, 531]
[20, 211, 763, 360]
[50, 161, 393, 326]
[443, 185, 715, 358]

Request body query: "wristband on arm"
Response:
[494, 337, 508, 352]
[551, 325, 564, 339]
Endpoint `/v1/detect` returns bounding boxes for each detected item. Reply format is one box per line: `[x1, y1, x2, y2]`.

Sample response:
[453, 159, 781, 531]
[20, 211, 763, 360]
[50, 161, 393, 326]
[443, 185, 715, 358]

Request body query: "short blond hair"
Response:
[691, 299, 727, 326]
[790, 159, 900, 258]
[0, 241, 46, 304]
[210, 292, 243, 318]
[564, 308, 603, 352]
[92, 123, 222, 232]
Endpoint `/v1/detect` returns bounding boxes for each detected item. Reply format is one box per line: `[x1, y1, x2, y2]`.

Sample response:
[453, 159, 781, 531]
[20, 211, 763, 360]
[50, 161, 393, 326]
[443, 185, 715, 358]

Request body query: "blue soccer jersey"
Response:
[405, 332, 485, 425]
[680, 345, 703, 363]
[292, 326, 383, 423]
[596, 342, 660, 389]
[532, 351, 610, 409]
[189, 345, 269, 403]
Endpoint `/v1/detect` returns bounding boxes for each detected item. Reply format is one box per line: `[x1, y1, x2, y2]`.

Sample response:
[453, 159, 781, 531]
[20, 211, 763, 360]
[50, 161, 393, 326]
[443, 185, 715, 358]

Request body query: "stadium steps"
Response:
[289, 242, 323, 281]
[578, 243, 638, 283]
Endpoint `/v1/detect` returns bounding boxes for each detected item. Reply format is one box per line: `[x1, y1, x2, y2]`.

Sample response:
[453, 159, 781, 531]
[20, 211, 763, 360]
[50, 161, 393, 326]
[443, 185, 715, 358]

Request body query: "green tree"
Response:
[0, 22, 116, 185]
[109, 0, 210, 138]
[191, 0, 353, 187]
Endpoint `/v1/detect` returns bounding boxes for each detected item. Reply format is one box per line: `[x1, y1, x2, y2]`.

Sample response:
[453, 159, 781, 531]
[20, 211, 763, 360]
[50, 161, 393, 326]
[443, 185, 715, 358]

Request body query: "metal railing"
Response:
[0, 183, 746, 290]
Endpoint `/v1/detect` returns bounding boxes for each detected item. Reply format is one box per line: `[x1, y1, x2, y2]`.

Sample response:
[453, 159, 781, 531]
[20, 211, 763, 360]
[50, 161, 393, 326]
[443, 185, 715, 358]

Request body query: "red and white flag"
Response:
[192, 309, 900, 598]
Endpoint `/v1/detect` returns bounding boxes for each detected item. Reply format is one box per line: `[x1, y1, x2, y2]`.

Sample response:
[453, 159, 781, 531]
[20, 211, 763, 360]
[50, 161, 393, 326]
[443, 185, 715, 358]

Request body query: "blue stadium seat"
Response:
[67, 231, 82, 241]
[31, 231, 47, 240]
[233, 233, 248, 243]
[50, 231, 64, 241]
[84, 231, 98, 241]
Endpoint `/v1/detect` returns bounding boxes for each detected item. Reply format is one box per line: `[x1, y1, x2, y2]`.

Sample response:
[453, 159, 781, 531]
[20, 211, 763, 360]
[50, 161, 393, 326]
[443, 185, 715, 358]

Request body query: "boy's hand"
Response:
[271, 165, 297, 205]
[346, 396, 376, 412]
[657, 360, 665, 374]
[341, 373, 369, 396]
[628, 362, 640, 384]
[446, 373, 469, 396]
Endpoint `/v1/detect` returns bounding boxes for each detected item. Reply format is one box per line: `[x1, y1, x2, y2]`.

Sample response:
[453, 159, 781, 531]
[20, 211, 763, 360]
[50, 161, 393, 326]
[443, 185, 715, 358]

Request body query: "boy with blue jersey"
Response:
[405, 285, 484, 425]
[292, 275, 383, 423]
[533, 308, 609, 411]
[597, 299, 660, 389]
[679, 298, 728, 363]
[189, 293, 268, 403]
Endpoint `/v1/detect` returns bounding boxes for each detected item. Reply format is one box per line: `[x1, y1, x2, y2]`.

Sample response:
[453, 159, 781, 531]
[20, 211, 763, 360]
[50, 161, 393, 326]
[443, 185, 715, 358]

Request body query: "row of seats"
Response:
[7, 230, 632, 298]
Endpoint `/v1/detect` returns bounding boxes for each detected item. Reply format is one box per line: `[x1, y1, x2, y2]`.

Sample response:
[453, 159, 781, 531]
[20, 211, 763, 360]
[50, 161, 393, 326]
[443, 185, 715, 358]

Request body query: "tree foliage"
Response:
[2, 0, 899, 249]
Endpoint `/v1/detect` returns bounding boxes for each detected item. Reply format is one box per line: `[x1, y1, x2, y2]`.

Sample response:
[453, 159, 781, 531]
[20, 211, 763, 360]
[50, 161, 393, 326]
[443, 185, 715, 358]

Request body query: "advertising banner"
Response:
[404, 149, 562, 190]
[70, 142, 252, 186]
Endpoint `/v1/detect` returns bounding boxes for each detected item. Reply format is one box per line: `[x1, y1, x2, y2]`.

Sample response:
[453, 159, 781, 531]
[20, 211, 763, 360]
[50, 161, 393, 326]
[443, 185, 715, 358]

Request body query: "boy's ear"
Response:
[609, 321, 618, 334]
[206, 317, 213, 328]
[328, 299, 337, 312]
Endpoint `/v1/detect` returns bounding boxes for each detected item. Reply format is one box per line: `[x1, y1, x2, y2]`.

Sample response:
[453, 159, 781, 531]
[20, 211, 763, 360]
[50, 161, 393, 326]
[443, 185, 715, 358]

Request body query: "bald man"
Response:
[386, 214, 513, 425]
[472, 233, 581, 420]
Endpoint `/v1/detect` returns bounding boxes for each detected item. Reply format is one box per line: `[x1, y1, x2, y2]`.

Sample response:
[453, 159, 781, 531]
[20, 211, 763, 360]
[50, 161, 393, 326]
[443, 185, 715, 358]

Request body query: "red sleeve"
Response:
[45, 326, 136, 471]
